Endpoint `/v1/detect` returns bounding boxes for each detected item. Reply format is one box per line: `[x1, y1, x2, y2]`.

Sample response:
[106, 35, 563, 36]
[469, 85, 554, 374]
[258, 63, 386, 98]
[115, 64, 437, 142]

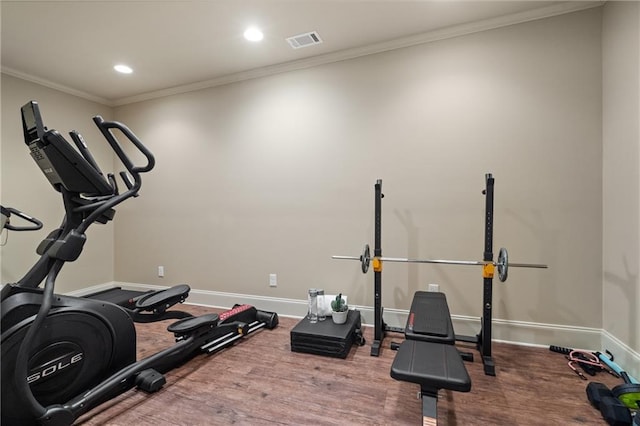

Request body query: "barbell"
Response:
[332, 244, 547, 282]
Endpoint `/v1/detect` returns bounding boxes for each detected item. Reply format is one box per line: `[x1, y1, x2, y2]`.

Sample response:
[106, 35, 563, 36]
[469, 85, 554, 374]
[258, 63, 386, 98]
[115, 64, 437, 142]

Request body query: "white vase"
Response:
[332, 310, 348, 324]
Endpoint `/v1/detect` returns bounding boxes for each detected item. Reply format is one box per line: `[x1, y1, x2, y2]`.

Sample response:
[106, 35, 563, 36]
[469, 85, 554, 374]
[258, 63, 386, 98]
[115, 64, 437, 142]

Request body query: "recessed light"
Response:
[114, 64, 133, 74]
[244, 27, 263, 42]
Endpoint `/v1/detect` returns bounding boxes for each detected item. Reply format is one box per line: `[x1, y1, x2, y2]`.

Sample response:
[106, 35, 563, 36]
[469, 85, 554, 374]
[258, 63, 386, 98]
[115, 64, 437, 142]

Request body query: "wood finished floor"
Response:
[76, 304, 623, 425]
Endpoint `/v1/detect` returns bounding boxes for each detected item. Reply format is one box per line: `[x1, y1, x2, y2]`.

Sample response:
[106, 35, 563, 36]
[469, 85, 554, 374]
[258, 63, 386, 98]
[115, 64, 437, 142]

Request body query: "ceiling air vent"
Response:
[286, 31, 323, 49]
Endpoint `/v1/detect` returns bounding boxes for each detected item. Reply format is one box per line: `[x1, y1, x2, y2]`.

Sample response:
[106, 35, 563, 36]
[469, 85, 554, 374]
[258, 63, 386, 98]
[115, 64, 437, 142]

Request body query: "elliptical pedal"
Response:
[135, 284, 191, 313]
[167, 313, 220, 336]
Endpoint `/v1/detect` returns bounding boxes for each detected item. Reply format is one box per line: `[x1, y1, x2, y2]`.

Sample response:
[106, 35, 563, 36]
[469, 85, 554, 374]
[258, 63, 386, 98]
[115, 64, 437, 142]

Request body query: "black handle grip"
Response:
[549, 345, 573, 355]
[92, 116, 155, 174]
[2, 207, 43, 231]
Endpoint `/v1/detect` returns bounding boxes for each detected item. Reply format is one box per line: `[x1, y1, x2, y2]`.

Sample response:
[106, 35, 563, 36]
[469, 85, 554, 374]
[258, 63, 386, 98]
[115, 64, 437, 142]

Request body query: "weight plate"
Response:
[498, 247, 508, 282]
[360, 244, 370, 273]
[612, 383, 640, 409]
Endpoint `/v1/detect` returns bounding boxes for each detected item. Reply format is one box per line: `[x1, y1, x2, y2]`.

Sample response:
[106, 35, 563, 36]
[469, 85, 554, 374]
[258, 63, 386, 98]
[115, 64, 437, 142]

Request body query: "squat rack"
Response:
[370, 174, 498, 375]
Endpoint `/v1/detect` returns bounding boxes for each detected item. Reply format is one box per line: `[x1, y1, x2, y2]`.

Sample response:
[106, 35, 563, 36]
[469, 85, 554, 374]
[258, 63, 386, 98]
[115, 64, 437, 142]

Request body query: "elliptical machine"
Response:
[1, 101, 278, 426]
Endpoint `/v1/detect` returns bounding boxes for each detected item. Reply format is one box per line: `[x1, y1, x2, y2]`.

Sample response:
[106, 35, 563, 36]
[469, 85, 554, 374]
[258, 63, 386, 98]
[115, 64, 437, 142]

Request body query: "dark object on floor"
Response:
[599, 395, 632, 426]
[586, 382, 633, 426]
[587, 382, 614, 410]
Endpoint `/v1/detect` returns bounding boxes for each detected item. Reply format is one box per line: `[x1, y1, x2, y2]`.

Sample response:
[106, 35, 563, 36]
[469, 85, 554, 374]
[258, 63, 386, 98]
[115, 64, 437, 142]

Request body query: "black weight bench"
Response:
[391, 340, 471, 424]
[390, 291, 472, 424]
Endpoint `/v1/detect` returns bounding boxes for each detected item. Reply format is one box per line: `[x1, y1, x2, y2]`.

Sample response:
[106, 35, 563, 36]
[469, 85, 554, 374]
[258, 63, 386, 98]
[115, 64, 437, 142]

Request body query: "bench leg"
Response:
[421, 389, 438, 426]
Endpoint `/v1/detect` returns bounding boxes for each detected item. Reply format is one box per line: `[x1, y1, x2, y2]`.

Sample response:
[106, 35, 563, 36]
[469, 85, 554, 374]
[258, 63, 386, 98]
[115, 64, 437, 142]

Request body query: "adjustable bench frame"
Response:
[390, 293, 471, 424]
[371, 175, 497, 376]
[391, 339, 471, 425]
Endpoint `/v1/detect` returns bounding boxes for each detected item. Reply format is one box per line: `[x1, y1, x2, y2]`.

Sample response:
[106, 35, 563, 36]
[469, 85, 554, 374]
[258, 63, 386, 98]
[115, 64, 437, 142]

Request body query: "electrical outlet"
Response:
[269, 273, 277, 287]
[428, 283, 439, 292]
[158, 266, 164, 278]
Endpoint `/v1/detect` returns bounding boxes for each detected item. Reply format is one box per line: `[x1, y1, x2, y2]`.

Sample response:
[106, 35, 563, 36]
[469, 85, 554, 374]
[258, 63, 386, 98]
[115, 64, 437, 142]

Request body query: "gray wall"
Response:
[0, 75, 115, 291]
[113, 8, 602, 328]
[602, 1, 640, 354]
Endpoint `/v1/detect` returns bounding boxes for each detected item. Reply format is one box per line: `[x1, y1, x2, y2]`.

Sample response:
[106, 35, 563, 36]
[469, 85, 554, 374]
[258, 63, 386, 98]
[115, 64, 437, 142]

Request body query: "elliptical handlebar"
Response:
[93, 116, 155, 175]
[74, 118, 154, 233]
[1, 206, 43, 232]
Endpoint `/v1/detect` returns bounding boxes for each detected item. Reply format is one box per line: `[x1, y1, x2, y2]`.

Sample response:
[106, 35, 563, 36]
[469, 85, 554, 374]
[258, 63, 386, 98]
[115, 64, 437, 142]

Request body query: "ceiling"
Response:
[1, 1, 601, 106]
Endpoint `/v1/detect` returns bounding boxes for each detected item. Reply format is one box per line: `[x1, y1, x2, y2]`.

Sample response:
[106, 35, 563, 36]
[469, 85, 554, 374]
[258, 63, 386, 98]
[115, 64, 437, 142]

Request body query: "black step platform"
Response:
[405, 291, 455, 344]
[290, 310, 364, 359]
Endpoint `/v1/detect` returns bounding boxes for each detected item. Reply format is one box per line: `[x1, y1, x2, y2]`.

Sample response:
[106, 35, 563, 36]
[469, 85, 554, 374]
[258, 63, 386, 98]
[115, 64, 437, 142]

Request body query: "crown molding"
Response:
[3, 1, 604, 108]
[112, 0, 606, 106]
[1, 66, 114, 106]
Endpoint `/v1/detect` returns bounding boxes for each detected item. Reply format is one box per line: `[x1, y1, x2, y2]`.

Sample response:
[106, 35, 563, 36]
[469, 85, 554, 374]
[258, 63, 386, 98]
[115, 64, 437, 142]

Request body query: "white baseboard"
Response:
[70, 282, 639, 377]
[601, 330, 640, 380]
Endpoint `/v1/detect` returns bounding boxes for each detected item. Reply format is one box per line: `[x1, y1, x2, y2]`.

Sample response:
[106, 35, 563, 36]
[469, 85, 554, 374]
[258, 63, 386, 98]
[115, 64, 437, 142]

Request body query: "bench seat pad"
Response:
[390, 339, 471, 392]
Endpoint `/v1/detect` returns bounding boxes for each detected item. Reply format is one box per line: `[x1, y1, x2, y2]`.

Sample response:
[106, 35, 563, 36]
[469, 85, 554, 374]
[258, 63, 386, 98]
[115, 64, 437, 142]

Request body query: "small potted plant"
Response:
[331, 293, 349, 324]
